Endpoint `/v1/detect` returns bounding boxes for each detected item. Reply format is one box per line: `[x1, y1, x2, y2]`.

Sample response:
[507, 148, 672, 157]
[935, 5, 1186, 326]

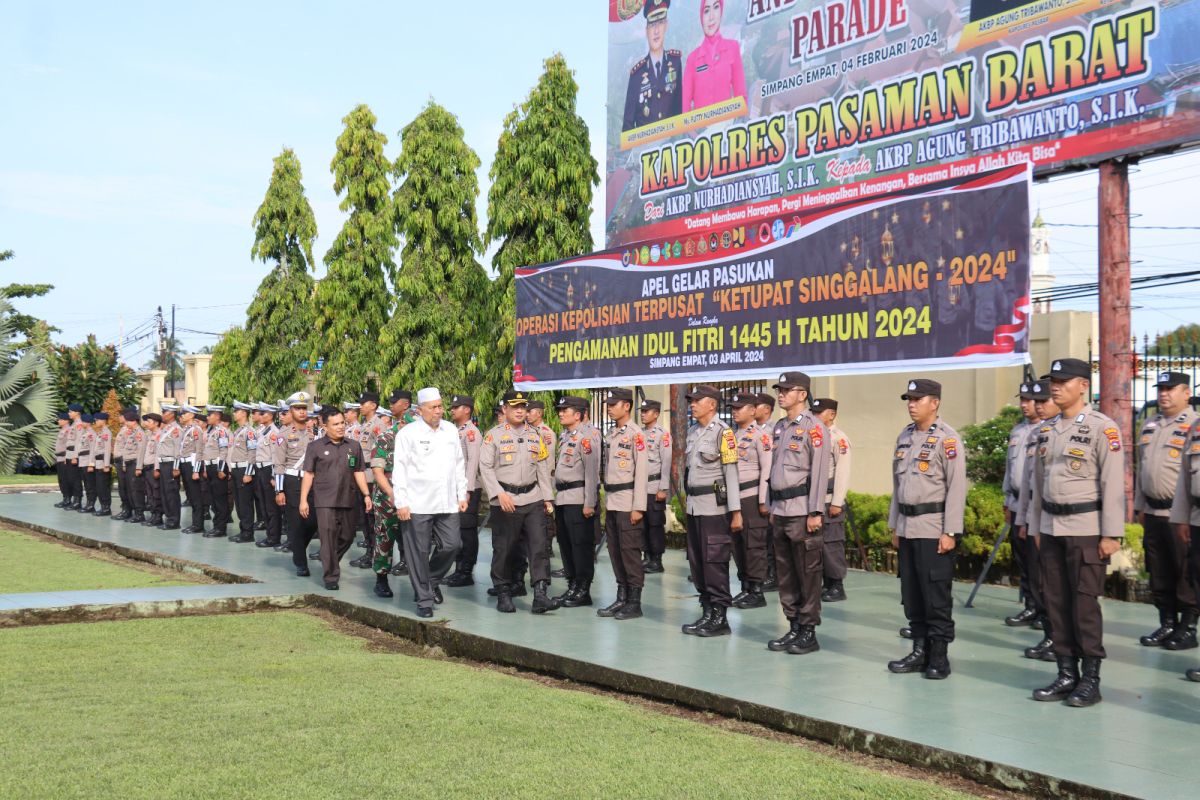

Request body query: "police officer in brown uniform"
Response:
[118, 410, 146, 523]
[527, 399, 557, 560]
[446, 395, 483, 587]
[1014, 378, 1061, 660]
[1169, 411, 1200, 680]
[886, 379, 966, 680]
[1003, 382, 1042, 626]
[813, 398, 852, 603]
[765, 373, 829, 654]
[227, 402, 259, 543]
[299, 406, 372, 590]
[552, 395, 601, 607]
[730, 391, 771, 610]
[156, 404, 183, 530]
[681, 385, 744, 637]
[1028, 358, 1125, 707]
[275, 393, 316, 576]
[140, 413, 163, 526]
[202, 406, 231, 538]
[639, 398, 672, 574]
[113, 416, 130, 518]
[479, 390, 556, 614]
[253, 403, 282, 547]
[755, 392, 780, 591]
[77, 413, 97, 512]
[63, 404, 86, 509]
[53, 412, 71, 507]
[90, 412, 113, 515]
[597, 388, 651, 620]
[1134, 372, 1199, 649]
[178, 406, 205, 532]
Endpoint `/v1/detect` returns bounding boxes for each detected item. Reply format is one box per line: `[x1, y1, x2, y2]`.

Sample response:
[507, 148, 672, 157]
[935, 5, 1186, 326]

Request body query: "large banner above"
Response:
[515, 164, 1031, 388]
[605, 0, 1200, 247]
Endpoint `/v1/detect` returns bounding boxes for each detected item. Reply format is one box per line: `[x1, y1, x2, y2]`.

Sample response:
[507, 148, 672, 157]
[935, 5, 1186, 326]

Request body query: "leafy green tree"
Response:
[1, 249, 58, 348]
[312, 104, 397, 401]
[482, 53, 599, 412]
[378, 101, 489, 394]
[208, 326, 254, 404]
[961, 404, 1024, 485]
[1149, 323, 1200, 355]
[245, 148, 318, 400]
[52, 335, 144, 412]
[0, 297, 58, 471]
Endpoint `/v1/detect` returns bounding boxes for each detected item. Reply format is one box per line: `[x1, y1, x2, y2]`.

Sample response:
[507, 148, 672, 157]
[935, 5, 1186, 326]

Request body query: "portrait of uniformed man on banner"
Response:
[622, 0, 683, 132]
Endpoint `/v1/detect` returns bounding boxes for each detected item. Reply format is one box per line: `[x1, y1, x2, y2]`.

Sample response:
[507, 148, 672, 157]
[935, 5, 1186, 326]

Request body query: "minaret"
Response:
[1031, 210, 1054, 313]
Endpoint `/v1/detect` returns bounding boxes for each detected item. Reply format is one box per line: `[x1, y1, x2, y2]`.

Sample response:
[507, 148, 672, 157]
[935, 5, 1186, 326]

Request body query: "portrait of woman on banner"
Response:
[681, 0, 747, 112]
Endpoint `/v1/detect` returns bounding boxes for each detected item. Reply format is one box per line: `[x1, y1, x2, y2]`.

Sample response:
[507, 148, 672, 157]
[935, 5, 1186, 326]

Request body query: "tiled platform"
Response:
[2, 493, 1195, 799]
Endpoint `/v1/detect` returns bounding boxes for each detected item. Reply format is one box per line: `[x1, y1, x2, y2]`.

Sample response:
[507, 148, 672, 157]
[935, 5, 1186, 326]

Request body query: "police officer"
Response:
[63, 404, 86, 509]
[755, 392, 779, 591]
[479, 390, 556, 614]
[1169, 407, 1200, 680]
[764, 373, 829, 654]
[1014, 378, 1060, 661]
[639, 398, 672, 574]
[1134, 372, 1199, 649]
[178, 405, 205, 532]
[226, 402, 259, 543]
[77, 413, 97, 512]
[886, 379, 966, 680]
[53, 412, 70, 507]
[552, 395, 601, 607]
[156, 404, 183, 530]
[527, 399, 557, 566]
[597, 387, 650, 620]
[113, 413, 130, 518]
[118, 410, 146, 523]
[811, 398, 851, 603]
[1027, 358, 1125, 707]
[140, 412, 163, 526]
[275, 392, 317, 577]
[254, 403, 283, 547]
[622, 0, 682, 132]
[90, 412, 113, 515]
[681, 385, 743, 637]
[1002, 382, 1042, 626]
[730, 391, 771, 610]
[202, 406, 231, 538]
[446, 395, 483, 587]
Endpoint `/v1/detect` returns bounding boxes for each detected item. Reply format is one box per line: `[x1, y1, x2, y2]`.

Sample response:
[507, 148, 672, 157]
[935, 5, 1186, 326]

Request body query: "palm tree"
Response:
[0, 298, 57, 472]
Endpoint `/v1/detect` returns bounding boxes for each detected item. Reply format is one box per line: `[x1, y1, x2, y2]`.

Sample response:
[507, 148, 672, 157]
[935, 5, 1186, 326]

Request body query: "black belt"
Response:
[1007, 488, 1019, 499]
[768, 481, 810, 502]
[1041, 500, 1101, 516]
[1145, 496, 1174, 511]
[687, 484, 720, 496]
[500, 481, 537, 495]
[1192, 496, 1200, 510]
[899, 502, 945, 517]
[739, 479, 759, 491]
[605, 481, 634, 493]
[555, 480, 584, 491]
[77, 451, 90, 457]
[648, 472, 661, 482]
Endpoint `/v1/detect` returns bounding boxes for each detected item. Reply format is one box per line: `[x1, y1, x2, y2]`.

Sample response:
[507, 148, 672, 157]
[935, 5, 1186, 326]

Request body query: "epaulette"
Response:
[667, 49, 681, 56]
[630, 56, 648, 75]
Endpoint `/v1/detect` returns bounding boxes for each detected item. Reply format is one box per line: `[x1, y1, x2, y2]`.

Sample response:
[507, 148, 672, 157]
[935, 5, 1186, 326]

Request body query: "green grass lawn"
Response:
[0, 528, 193, 593]
[0, 473, 57, 485]
[0, 612, 974, 800]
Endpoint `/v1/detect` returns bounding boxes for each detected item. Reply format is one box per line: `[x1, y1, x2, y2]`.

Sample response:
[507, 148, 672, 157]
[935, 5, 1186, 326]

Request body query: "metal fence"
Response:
[1086, 336, 1200, 423]
[587, 381, 769, 432]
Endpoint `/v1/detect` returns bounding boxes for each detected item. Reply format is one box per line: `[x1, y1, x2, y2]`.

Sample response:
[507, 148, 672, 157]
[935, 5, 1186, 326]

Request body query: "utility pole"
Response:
[1098, 159, 1133, 518]
[169, 304, 177, 397]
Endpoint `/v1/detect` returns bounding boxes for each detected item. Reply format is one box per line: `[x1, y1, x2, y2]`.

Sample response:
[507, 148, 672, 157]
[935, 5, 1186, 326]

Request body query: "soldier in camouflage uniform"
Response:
[370, 408, 403, 596]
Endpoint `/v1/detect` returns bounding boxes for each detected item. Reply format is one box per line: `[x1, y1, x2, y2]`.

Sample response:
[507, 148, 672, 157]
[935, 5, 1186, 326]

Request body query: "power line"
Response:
[1045, 223, 1200, 230]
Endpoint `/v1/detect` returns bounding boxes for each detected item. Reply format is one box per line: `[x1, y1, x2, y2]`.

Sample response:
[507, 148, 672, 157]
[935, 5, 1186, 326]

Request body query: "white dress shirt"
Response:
[393, 417, 468, 514]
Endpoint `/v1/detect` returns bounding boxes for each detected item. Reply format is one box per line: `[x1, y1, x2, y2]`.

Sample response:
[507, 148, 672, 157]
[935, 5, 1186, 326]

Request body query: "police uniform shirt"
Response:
[55, 424, 70, 463]
[458, 420, 482, 493]
[66, 419, 86, 461]
[767, 410, 829, 517]
[1014, 421, 1044, 528]
[93, 427, 112, 469]
[141, 426, 158, 468]
[203, 424, 230, 467]
[1169, 418, 1200, 527]
[121, 426, 144, 462]
[622, 49, 682, 132]
[1002, 418, 1035, 511]
[113, 426, 128, 463]
[370, 422, 399, 473]
[273, 423, 313, 491]
[734, 423, 771, 504]
[359, 415, 389, 484]
[1134, 408, 1199, 517]
[158, 421, 183, 465]
[229, 424, 257, 469]
[1027, 406, 1125, 538]
[684, 418, 740, 516]
[603, 421, 649, 513]
[825, 423, 852, 508]
[537, 423, 557, 478]
[479, 422, 553, 507]
[256, 423, 277, 468]
[302, 436, 366, 508]
[179, 422, 202, 466]
[555, 425, 600, 509]
[888, 418, 967, 539]
[643, 423, 672, 495]
[78, 426, 96, 466]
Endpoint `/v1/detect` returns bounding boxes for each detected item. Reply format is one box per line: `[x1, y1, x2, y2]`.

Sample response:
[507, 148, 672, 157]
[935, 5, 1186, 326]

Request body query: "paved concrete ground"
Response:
[2, 492, 1196, 798]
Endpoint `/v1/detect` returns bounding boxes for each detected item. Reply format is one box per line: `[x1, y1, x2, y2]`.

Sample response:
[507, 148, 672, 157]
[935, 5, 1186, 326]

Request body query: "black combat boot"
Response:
[1163, 610, 1199, 651]
[730, 583, 751, 607]
[695, 604, 730, 636]
[924, 639, 951, 679]
[645, 554, 664, 574]
[230, 533, 254, 543]
[114, 510, 130, 520]
[94, 507, 111, 517]
[787, 624, 820, 655]
[1033, 656, 1080, 702]
[898, 626, 913, 639]
[597, 585, 628, 617]
[531, 581, 560, 614]
[1140, 609, 1177, 646]
[373, 573, 393, 598]
[821, 580, 846, 602]
[390, 559, 409, 577]
[761, 562, 779, 593]
[444, 570, 473, 587]
[768, 618, 801, 651]
[1024, 636, 1055, 661]
[614, 587, 643, 620]
[887, 639, 928, 673]
[553, 580, 575, 606]
[682, 602, 713, 635]
[349, 552, 371, 568]
[1005, 598, 1038, 627]
[1186, 665, 1200, 682]
[1065, 657, 1103, 707]
[735, 582, 766, 609]
[564, 580, 593, 608]
[496, 589, 516, 613]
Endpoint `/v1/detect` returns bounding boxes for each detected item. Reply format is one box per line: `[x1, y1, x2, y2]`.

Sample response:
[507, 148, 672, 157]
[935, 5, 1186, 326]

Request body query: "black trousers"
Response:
[204, 464, 230, 531]
[231, 467, 255, 535]
[1041, 534, 1106, 659]
[114, 458, 129, 512]
[143, 466, 161, 519]
[66, 461, 84, 504]
[642, 493, 667, 556]
[158, 465, 181, 526]
[254, 468, 281, 543]
[1143, 514, 1198, 615]
[898, 537, 956, 642]
[123, 460, 145, 516]
[1023, 531, 1047, 617]
[1013, 513, 1031, 604]
[489, 501, 549, 588]
[315, 506, 357, 584]
[283, 475, 317, 570]
[1189, 525, 1200, 598]
[556, 504, 594, 582]
[455, 488, 482, 573]
[774, 515, 823, 624]
[687, 512, 733, 607]
[56, 461, 68, 501]
[91, 467, 112, 510]
[81, 465, 95, 508]
[180, 463, 204, 527]
[252, 474, 266, 526]
[821, 512, 847, 582]
[733, 496, 769, 584]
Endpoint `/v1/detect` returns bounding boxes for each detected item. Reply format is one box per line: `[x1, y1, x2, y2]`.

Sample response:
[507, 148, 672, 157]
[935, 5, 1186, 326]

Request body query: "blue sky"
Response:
[3, 2, 1198, 364]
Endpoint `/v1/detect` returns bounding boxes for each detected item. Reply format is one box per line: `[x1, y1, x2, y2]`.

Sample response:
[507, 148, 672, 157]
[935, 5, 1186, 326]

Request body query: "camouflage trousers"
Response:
[372, 493, 406, 574]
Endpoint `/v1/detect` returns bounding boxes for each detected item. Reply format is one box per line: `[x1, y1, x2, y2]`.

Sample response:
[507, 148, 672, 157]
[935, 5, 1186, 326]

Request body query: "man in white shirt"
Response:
[392, 387, 469, 618]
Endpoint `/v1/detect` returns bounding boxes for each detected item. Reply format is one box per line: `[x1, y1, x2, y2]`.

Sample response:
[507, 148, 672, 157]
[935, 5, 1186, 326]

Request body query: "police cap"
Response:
[685, 384, 721, 402]
[901, 379, 941, 400]
[773, 371, 811, 391]
[501, 390, 529, 407]
[1048, 358, 1090, 381]
[604, 388, 633, 404]
[556, 395, 588, 413]
[449, 394, 475, 410]
[811, 397, 839, 412]
[1155, 371, 1190, 389]
[644, 0, 670, 22]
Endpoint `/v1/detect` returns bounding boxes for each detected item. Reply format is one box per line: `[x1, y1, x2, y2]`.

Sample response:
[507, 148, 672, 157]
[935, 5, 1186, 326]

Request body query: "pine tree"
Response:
[378, 101, 489, 395]
[208, 326, 254, 404]
[312, 104, 397, 401]
[483, 54, 598, 410]
[245, 148, 318, 400]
